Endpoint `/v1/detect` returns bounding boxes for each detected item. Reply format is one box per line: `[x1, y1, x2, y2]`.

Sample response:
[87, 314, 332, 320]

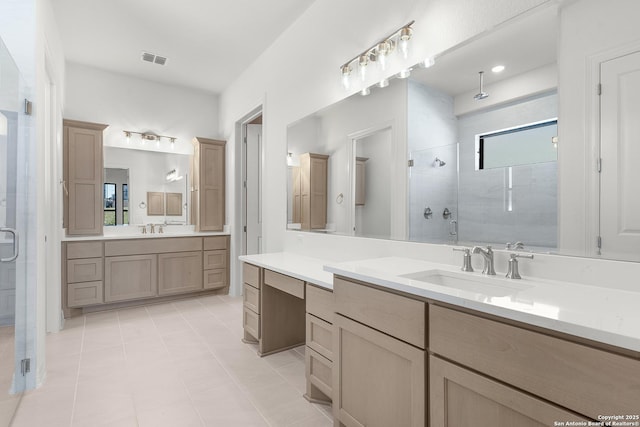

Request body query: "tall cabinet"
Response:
[191, 137, 226, 232]
[63, 119, 108, 236]
[299, 153, 328, 230]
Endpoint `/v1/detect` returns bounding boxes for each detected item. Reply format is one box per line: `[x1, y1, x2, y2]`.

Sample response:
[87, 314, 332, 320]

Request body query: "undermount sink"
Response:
[399, 269, 532, 297]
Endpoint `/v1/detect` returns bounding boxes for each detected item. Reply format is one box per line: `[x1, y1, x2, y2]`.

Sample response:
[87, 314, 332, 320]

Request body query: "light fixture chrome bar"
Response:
[123, 130, 177, 143]
[340, 20, 415, 70]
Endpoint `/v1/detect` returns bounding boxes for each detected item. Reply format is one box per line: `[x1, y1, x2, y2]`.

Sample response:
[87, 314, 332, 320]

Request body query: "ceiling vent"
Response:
[141, 51, 168, 66]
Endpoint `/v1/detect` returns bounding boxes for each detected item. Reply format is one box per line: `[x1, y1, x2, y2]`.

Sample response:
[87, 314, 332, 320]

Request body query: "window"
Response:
[104, 183, 116, 226]
[122, 183, 129, 225]
[476, 119, 558, 170]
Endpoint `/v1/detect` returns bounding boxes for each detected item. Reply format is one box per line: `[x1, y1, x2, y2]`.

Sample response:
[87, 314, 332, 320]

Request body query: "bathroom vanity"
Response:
[62, 233, 229, 317]
[240, 254, 640, 426]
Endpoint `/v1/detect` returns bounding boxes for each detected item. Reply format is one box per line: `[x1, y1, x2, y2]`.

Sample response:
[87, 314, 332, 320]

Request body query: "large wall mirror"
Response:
[104, 146, 190, 227]
[287, 2, 640, 262]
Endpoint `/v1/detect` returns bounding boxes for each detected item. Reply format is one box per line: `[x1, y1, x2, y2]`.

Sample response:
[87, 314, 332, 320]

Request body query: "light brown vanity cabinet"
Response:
[105, 254, 158, 302]
[64, 241, 104, 308]
[242, 263, 261, 342]
[429, 356, 589, 426]
[63, 235, 230, 317]
[304, 284, 334, 404]
[429, 304, 640, 423]
[299, 153, 328, 230]
[157, 251, 202, 296]
[146, 192, 165, 216]
[192, 137, 226, 232]
[63, 119, 108, 236]
[203, 236, 229, 291]
[333, 277, 426, 427]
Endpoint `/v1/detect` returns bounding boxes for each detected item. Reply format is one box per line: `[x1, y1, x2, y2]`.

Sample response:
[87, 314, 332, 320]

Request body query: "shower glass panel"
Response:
[408, 144, 458, 244]
[0, 36, 29, 424]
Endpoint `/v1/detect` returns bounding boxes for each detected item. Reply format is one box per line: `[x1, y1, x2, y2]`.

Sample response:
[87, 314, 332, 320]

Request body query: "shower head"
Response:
[474, 71, 489, 100]
[434, 157, 446, 167]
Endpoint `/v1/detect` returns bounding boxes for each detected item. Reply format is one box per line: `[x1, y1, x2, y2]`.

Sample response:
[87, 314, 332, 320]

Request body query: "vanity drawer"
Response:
[306, 313, 333, 361]
[334, 276, 426, 349]
[264, 269, 304, 299]
[306, 284, 334, 323]
[306, 347, 333, 399]
[105, 237, 201, 256]
[67, 281, 103, 307]
[204, 268, 227, 290]
[67, 258, 103, 283]
[243, 263, 260, 289]
[243, 306, 260, 339]
[203, 236, 228, 250]
[66, 241, 103, 259]
[203, 250, 226, 270]
[429, 304, 640, 419]
[243, 284, 260, 313]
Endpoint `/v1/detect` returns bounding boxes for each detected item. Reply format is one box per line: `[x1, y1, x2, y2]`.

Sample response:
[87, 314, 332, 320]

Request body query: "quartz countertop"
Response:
[239, 252, 333, 289]
[238, 252, 640, 352]
[62, 231, 230, 241]
[324, 256, 640, 353]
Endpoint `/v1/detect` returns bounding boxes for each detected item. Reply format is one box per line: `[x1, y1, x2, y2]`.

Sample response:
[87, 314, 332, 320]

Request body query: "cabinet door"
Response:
[333, 314, 425, 427]
[199, 140, 225, 231]
[105, 255, 157, 302]
[157, 251, 203, 296]
[430, 356, 590, 426]
[291, 166, 301, 223]
[65, 122, 105, 235]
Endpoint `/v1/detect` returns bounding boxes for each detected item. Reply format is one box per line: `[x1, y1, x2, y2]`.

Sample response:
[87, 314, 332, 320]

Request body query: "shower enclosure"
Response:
[0, 36, 29, 424]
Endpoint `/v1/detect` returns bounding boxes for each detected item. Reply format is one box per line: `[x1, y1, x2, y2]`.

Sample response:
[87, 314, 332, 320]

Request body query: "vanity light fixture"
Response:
[421, 57, 435, 68]
[378, 78, 389, 88]
[491, 65, 505, 73]
[166, 168, 183, 182]
[123, 130, 177, 146]
[339, 21, 415, 90]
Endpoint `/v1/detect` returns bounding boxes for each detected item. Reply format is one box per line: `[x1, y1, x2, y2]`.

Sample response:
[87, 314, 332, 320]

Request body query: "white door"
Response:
[245, 123, 262, 254]
[600, 50, 640, 258]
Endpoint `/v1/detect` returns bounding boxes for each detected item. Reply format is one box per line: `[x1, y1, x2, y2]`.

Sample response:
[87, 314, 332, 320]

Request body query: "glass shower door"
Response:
[0, 36, 28, 424]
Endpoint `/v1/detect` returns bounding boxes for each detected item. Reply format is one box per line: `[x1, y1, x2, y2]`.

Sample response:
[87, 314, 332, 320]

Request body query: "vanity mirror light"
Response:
[104, 146, 190, 226]
[287, 1, 640, 262]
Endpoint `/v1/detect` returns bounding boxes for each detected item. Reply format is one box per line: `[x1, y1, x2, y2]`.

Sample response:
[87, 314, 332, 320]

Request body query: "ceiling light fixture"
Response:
[491, 65, 505, 73]
[339, 21, 415, 90]
[473, 71, 489, 100]
[123, 130, 177, 146]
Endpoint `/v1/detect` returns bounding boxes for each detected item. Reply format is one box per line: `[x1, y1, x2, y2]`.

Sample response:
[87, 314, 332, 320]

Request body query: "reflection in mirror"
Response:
[287, 4, 560, 253]
[103, 168, 129, 226]
[104, 147, 190, 226]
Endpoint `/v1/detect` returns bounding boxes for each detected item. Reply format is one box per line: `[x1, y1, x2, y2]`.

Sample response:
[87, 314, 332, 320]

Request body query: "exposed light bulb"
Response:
[377, 41, 390, 71]
[422, 57, 435, 68]
[399, 27, 412, 59]
[378, 79, 389, 88]
[358, 55, 369, 81]
[341, 64, 351, 90]
[491, 65, 505, 73]
[360, 87, 371, 96]
[124, 131, 131, 144]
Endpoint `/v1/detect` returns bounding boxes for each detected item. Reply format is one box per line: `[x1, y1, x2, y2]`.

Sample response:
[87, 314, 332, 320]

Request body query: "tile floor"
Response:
[9, 295, 333, 427]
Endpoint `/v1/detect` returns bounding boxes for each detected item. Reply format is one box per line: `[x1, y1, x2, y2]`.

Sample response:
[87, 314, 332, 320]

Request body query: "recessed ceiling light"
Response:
[492, 65, 505, 73]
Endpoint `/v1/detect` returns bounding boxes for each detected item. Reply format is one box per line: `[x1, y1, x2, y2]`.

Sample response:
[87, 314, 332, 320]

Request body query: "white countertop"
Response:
[62, 231, 229, 241]
[324, 256, 640, 353]
[239, 252, 333, 289]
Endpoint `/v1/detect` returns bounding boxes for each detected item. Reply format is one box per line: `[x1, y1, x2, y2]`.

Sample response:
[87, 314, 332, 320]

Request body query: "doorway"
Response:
[243, 115, 263, 256]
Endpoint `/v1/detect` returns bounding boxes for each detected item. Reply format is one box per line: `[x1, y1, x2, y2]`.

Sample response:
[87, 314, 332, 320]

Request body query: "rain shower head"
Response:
[474, 71, 489, 100]
[434, 157, 446, 167]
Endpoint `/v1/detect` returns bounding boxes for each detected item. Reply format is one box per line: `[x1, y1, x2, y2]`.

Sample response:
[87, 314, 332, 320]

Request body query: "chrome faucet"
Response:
[472, 245, 496, 275]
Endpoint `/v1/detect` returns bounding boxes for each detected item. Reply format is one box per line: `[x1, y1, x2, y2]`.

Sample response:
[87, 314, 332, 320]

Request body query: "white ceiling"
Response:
[410, 6, 558, 96]
[52, 0, 317, 93]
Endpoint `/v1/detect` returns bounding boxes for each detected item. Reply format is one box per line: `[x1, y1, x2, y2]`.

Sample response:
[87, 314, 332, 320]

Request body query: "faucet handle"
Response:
[505, 253, 534, 279]
[453, 248, 474, 272]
